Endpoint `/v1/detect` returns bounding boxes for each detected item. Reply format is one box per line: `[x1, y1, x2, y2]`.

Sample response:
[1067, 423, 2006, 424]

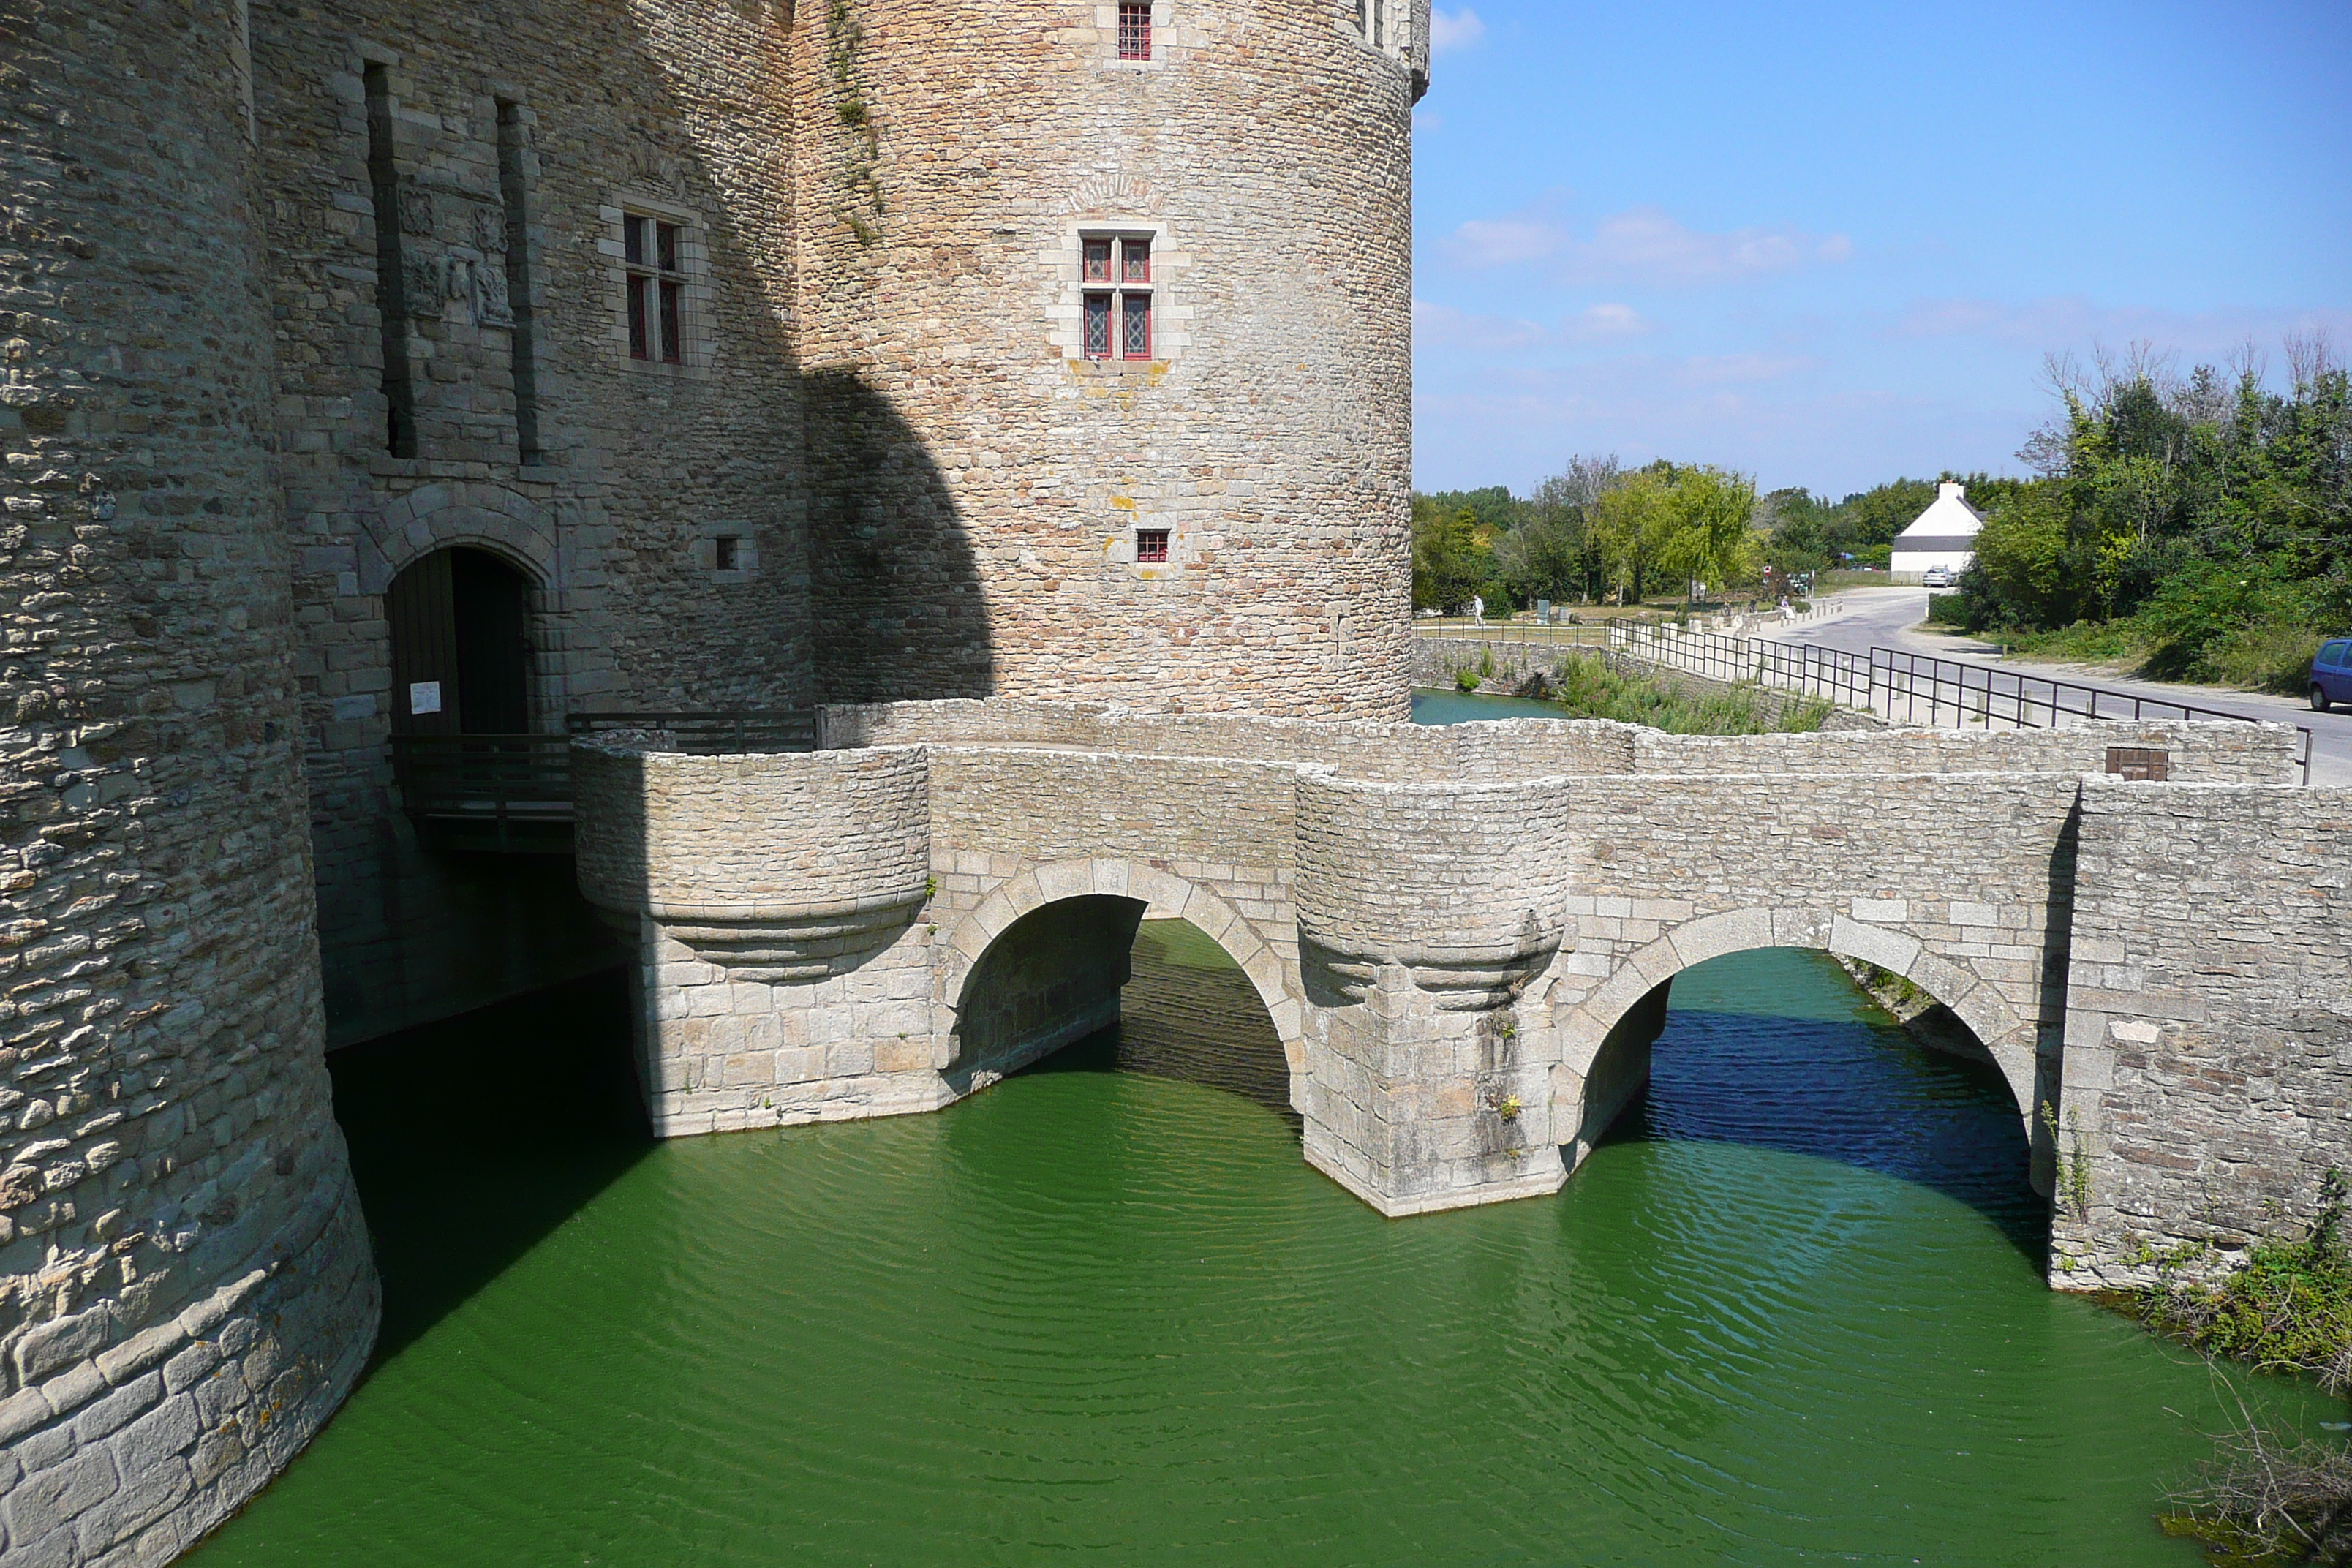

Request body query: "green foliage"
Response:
[1539, 652, 1830, 734]
[1954, 345, 2352, 691]
[1416, 485, 1526, 536]
[2135, 1171, 2352, 1395]
[1411, 503, 1490, 614]
[2142, 1175, 2352, 1566]
[1454, 667, 1481, 693]
[1924, 592, 1967, 626]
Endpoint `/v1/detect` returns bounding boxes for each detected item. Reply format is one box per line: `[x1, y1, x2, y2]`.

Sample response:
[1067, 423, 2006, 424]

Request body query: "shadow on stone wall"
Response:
[1025, 919, 1300, 1133]
[806, 369, 997, 704]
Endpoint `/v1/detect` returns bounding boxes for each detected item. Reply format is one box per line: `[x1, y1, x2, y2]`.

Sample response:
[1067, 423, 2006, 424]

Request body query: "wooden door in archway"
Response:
[386, 547, 532, 735]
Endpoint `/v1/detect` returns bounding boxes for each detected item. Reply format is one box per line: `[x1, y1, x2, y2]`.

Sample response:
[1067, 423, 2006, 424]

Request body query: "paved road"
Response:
[1759, 587, 2352, 786]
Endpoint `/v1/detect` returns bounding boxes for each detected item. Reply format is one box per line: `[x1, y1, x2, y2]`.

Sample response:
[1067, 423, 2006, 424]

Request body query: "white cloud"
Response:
[1411, 299, 1656, 349]
[1439, 203, 1852, 288]
[1571, 303, 1650, 340]
[1893, 296, 2352, 358]
[1428, 8, 1485, 53]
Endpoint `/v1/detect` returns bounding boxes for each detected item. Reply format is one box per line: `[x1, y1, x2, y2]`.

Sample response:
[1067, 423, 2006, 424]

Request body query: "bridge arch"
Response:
[1551, 906, 2040, 1125]
[934, 858, 1305, 1098]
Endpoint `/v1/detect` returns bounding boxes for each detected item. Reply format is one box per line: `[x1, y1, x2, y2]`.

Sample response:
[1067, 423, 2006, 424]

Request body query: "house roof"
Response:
[1894, 481, 1986, 542]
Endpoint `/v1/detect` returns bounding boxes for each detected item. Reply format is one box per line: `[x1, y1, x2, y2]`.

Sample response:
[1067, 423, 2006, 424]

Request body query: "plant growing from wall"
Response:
[2041, 1101, 2092, 1219]
[826, 0, 884, 246]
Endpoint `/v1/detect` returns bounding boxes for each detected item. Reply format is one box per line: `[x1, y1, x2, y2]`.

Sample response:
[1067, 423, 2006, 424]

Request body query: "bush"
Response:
[2144, 1174, 2352, 1564]
[1542, 652, 1830, 735]
[2136, 1172, 2352, 1393]
[1454, 668, 1481, 693]
[1925, 592, 1967, 626]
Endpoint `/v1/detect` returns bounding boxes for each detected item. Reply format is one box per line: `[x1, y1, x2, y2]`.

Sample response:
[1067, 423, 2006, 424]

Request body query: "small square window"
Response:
[1084, 238, 1113, 282]
[715, 535, 740, 571]
[1136, 528, 1170, 564]
[1117, 1, 1151, 60]
[1122, 238, 1150, 283]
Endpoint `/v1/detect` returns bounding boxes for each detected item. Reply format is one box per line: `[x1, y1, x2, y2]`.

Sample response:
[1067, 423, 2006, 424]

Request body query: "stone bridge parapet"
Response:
[573, 698, 2340, 1281]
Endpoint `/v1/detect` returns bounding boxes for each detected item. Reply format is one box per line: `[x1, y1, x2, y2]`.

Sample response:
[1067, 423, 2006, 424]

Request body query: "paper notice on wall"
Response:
[409, 681, 442, 716]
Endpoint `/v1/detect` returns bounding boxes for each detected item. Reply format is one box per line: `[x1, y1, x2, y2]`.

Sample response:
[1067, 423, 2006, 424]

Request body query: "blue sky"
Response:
[1409, 0, 2352, 498]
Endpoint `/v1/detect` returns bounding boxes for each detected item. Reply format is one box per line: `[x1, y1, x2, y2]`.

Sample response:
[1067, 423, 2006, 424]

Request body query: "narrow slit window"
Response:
[495, 99, 540, 462]
[715, 535, 740, 572]
[1136, 529, 1170, 564]
[363, 63, 417, 457]
[624, 212, 687, 364]
[1117, 1, 1151, 60]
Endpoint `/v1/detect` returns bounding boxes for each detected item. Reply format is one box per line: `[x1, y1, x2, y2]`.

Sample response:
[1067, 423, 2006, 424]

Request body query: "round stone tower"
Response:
[794, 0, 1426, 719]
[0, 2, 377, 1558]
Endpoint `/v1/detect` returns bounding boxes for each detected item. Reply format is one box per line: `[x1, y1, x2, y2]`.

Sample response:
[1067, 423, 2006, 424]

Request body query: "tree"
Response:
[1411, 504, 1491, 613]
[1654, 465, 1760, 605]
[1589, 470, 1676, 605]
[1495, 455, 1620, 604]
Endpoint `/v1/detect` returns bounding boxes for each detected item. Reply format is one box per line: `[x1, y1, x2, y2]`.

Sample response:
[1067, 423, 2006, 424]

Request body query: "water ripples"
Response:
[191, 946, 2335, 1568]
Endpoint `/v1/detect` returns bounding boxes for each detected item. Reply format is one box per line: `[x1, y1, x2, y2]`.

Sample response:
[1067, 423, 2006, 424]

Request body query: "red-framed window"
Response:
[624, 214, 685, 364]
[1117, 1, 1151, 60]
[1082, 235, 1153, 362]
[1136, 528, 1170, 564]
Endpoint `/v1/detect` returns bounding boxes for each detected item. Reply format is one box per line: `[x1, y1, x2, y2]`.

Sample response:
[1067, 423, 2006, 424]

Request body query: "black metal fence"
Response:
[390, 709, 822, 850]
[1607, 621, 2313, 783]
[565, 708, 818, 753]
[388, 734, 576, 849]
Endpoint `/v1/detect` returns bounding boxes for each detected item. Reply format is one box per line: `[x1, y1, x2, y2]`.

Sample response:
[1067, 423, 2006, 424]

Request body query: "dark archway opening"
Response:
[1036, 919, 1300, 1131]
[954, 903, 1296, 1131]
[1586, 948, 2046, 1259]
[386, 545, 534, 736]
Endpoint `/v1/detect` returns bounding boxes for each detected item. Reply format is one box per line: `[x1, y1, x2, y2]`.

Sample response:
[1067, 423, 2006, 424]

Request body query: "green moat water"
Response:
[189, 696, 2336, 1566]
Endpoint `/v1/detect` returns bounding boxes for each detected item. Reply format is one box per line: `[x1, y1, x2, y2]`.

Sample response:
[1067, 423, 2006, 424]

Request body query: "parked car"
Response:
[1921, 566, 1953, 589]
[2312, 639, 2352, 712]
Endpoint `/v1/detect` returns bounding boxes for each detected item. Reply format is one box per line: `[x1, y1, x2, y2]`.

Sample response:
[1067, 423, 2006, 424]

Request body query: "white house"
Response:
[1889, 481, 1986, 579]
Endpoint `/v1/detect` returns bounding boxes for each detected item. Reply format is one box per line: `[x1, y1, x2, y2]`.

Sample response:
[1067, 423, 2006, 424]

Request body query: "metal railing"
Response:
[565, 708, 818, 754]
[389, 734, 576, 850]
[1605, 622, 2313, 783]
[391, 709, 822, 851]
[1608, 622, 1877, 709]
[1869, 650, 2313, 782]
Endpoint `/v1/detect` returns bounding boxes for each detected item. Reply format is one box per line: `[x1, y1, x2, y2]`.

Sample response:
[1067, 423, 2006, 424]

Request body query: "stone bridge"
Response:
[573, 699, 2345, 1282]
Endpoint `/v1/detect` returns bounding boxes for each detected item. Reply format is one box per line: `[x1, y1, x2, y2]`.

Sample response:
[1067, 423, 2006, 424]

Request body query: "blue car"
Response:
[2313, 639, 2352, 712]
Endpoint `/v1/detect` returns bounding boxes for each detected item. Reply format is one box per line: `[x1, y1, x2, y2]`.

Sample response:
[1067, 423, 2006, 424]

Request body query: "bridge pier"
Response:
[1300, 962, 1567, 1215]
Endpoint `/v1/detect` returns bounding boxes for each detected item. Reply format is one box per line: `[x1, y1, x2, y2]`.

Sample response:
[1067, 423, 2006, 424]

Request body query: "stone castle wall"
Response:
[792, 0, 1418, 718]
[251, 0, 819, 1044]
[2056, 781, 2352, 1285]
[1, 6, 376, 1560]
